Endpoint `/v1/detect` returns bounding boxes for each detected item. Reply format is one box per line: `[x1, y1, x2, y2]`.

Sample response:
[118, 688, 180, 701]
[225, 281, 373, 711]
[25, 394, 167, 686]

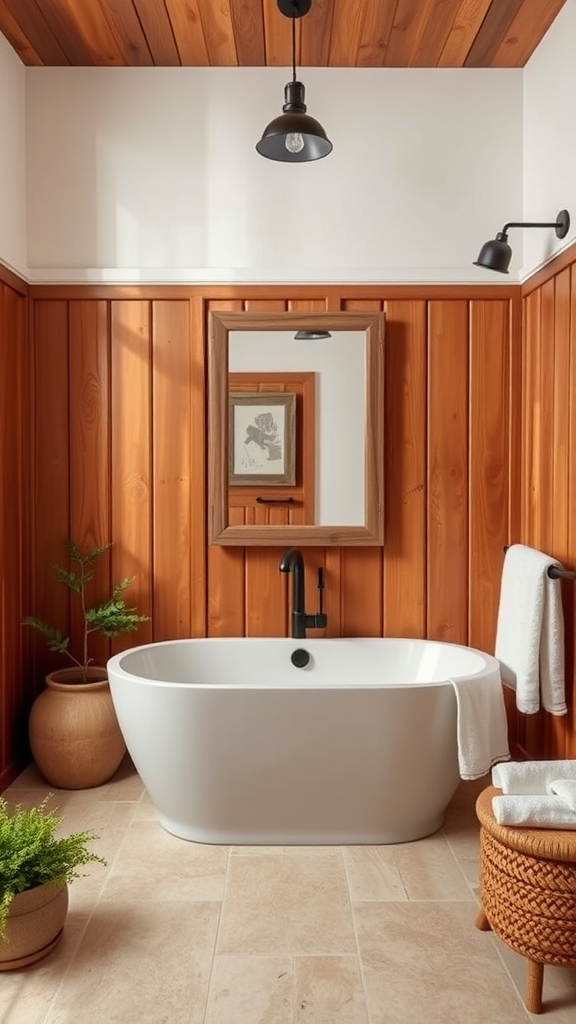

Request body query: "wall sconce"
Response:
[474, 209, 570, 273]
[256, 0, 332, 163]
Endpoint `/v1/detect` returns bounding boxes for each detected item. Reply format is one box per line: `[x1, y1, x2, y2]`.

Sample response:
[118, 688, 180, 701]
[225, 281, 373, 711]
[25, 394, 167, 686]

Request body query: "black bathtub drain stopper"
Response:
[290, 648, 310, 668]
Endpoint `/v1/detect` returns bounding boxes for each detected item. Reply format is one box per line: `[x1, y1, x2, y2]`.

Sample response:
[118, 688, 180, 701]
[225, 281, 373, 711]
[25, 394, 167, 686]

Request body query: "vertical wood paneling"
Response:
[383, 300, 427, 638]
[522, 289, 540, 544]
[110, 301, 153, 650]
[31, 301, 71, 683]
[340, 298, 384, 636]
[535, 279, 555, 550]
[69, 300, 111, 668]
[568, 266, 576, 757]
[190, 295, 207, 637]
[547, 270, 571, 758]
[508, 293, 523, 542]
[0, 281, 29, 785]
[468, 299, 509, 653]
[551, 270, 571, 562]
[427, 301, 469, 642]
[152, 300, 192, 639]
[206, 298, 245, 636]
[520, 254, 576, 760]
[4, 279, 526, 785]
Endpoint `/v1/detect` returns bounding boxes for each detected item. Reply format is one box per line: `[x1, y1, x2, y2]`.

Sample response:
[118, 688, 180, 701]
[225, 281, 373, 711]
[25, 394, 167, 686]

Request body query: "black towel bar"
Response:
[503, 545, 576, 581]
[547, 564, 576, 581]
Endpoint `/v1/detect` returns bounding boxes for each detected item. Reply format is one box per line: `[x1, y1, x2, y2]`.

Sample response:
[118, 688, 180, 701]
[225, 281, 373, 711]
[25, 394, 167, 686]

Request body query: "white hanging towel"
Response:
[494, 544, 566, 715]
[449, 666, 510, 782]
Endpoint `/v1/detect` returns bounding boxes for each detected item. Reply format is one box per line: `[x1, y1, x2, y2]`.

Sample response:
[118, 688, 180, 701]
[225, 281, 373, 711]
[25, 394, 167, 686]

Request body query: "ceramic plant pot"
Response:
[0, 883, 69, 971]
[28, 667, 126, 789]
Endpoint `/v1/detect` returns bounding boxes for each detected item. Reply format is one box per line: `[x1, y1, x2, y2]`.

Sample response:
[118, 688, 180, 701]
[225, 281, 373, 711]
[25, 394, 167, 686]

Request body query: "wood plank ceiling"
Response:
[0, 0, 568, 69]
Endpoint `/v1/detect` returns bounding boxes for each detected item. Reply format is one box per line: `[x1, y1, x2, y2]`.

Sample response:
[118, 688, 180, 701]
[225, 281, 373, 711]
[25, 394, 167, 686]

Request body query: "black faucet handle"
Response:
[316, 567, 325, 619]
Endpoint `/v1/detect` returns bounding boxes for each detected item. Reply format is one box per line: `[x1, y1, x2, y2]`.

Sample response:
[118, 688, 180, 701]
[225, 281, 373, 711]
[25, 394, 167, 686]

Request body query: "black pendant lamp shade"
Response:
[474, 209, 570, 273]
[256, 0, 332, 163]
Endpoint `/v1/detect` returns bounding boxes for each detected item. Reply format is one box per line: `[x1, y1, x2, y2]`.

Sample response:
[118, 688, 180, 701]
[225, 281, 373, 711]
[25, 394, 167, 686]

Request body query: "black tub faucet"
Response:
[279, 547, 327, 639]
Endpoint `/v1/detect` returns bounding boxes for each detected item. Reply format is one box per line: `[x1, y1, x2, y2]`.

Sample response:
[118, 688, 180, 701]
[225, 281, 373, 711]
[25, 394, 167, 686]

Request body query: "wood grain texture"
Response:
[464, 0, 523, 66]
[427, 300, 469, 642]
[468, 300, 509, 653]
[383, 299, 427, 638]
[133, 0, 181, 65]
[0, 282, 30, 785]
[31, 300, 71, 683]
[437, 0, 492, 66]
[519, 256, 576, 759]
[68, 299, 111, 668]
[152, 300, 192, 639]
[57, 0, 125, 66]
[110, 300, 153, 651]
[0, 0, 567, 68]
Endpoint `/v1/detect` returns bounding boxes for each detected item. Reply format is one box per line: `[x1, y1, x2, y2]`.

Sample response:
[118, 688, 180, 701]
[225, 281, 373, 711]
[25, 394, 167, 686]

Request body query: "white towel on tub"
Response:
[492, 759, 576, 794]
[449, 666, 510, 781]
[492, 794, 576, 829]
[494, 544, 566, 716]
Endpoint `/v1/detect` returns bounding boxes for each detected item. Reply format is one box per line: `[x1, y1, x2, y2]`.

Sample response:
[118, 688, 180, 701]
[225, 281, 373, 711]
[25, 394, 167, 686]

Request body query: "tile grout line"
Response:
[199, 843, 230, 1024]
[340, 845, 374, 1024]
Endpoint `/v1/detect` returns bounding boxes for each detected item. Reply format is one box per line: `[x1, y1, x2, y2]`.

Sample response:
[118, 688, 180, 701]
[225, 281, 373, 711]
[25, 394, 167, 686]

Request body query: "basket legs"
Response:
[474, 908, 491, 931]
[475, 907, 545, 1013]
[525, 960, 544, 1014]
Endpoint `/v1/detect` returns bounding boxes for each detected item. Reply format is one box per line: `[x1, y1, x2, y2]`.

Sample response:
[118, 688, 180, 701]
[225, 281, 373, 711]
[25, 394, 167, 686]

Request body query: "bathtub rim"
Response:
[107, 636, 501, 690]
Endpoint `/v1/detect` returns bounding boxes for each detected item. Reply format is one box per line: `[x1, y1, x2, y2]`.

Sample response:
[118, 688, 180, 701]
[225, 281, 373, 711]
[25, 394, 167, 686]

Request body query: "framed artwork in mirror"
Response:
[229, 392, 296, 486]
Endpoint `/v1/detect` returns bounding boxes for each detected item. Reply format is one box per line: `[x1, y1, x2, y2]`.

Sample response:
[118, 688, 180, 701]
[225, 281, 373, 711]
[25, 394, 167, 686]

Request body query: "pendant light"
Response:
[256, 0, 332, 163]
[474, 210, 570, 273]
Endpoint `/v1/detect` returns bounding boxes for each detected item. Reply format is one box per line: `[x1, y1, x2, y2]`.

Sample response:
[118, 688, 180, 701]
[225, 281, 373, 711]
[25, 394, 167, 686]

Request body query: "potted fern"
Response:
[0, 794, 107, 970]
[23, 541, 149, 789]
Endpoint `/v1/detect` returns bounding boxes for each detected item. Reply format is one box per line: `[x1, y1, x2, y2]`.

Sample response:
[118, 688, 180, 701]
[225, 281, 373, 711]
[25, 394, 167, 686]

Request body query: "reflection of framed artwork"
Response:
[229, 392, 296, 486]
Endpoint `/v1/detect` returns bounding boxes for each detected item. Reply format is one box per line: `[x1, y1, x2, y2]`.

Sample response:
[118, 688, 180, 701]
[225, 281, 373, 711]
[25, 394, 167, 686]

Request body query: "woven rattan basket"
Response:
[475, 785, 576, 1013]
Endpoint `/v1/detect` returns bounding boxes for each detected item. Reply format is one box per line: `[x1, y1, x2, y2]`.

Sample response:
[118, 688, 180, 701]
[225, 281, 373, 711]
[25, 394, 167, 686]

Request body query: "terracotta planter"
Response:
[0, 883, 68, 971]
[28, 667, 126, 789]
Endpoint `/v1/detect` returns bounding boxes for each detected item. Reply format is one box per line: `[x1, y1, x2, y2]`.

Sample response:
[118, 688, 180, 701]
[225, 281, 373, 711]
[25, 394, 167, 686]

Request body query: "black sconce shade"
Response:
[474, 210, 570, 273]
[256, 0, 332, 163]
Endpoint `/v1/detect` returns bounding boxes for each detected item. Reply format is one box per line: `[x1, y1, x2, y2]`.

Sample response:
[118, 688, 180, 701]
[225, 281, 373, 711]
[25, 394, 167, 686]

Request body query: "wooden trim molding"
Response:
[522, 239, 576, 296]
[0, 263, 28, 296]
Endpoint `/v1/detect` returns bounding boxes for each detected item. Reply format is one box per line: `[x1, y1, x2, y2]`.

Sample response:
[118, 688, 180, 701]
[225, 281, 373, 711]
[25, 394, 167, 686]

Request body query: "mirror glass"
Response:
[208, 311, 384, 546]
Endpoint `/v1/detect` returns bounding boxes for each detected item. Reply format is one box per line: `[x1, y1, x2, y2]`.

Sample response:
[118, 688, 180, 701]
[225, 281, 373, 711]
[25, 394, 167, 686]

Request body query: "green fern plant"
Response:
[0, 794, 107, 939]
[23, 541, 149, 683]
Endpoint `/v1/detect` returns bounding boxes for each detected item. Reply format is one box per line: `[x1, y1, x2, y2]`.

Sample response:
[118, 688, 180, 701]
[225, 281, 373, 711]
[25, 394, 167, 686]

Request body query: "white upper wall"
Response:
[523, 0, 576, 277]
[0, 32, 26, 277]
[25, 66, 523, 284]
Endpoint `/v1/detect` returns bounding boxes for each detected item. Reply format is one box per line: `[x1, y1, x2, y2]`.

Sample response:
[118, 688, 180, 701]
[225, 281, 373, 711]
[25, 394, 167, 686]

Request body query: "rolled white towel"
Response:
[492, 794, 576, 828]
[547, 778, 576, 811]
[492, 759, 576, 794]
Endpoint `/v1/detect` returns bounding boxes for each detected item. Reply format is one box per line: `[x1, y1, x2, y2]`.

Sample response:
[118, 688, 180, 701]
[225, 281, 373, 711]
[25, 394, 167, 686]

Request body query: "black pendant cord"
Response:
[291, 6, 297, 82]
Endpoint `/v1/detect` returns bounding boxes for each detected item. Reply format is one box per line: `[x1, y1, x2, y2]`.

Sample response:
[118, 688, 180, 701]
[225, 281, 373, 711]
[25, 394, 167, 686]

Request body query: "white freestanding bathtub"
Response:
[107, 637, 498, 845]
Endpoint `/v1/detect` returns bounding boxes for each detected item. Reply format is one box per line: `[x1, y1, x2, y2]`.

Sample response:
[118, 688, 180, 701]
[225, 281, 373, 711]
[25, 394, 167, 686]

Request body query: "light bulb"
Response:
[285, 132, 304, 154]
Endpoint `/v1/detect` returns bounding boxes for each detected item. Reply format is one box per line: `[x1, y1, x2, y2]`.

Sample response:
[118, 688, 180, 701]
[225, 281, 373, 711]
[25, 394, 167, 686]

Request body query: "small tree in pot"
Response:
[23, 541, 149, 789]
[0, 793, 107, 969]
[23, 540, 149, 683]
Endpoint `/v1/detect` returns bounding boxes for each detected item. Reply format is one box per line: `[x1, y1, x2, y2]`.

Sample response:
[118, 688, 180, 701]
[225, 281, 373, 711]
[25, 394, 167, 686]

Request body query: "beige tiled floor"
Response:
[2, 759, 576, 1024]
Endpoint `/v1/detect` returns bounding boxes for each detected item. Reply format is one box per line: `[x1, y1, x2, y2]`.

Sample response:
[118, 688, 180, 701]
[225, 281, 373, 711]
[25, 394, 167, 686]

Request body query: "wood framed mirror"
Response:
[208, 311, 384, 546]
